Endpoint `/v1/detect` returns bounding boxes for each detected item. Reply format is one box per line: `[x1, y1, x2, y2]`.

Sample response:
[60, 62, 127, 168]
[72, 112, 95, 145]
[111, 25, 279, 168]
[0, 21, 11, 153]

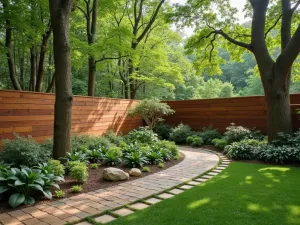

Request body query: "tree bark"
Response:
[49, 0, 73, 159]
[29, 46, 37, 91]
[19, 50, 25, 89]
[2, 0, 22, 90]
[88, 56, 96, 96]
[36, 22, 52, 92]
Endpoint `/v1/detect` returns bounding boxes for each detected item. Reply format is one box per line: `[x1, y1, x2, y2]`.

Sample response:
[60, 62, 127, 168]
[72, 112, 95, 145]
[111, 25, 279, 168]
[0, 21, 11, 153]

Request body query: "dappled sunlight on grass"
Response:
[247, 203, 269, 212]
[108, 162, 300, 225]
[187, 198, 211, 209]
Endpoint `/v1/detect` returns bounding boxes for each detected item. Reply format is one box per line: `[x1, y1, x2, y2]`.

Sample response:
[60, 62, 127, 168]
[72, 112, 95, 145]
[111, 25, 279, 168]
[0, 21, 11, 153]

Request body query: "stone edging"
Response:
[0, 147, 230, 225]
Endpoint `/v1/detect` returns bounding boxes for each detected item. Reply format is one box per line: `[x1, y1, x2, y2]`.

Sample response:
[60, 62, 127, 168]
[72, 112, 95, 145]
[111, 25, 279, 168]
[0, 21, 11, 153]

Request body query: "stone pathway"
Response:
[0, 147, 230, 225]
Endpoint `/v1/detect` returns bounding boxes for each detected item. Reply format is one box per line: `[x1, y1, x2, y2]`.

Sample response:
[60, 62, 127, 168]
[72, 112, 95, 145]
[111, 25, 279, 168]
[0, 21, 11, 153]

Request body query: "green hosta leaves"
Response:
[0, 186, 9, 194]
[42, 190, 52, 199]
[9, 193, 25, 208]
[23, 197, 35, 205]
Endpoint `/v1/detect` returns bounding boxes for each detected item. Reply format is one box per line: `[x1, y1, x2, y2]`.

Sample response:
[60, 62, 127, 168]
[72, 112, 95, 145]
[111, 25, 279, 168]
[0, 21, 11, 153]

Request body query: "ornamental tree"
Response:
[128, 99, 175, 129]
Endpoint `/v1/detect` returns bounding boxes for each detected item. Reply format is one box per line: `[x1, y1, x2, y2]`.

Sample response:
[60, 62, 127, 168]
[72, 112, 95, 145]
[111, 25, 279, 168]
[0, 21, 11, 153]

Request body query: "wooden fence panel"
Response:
[0, 90, 143, 142]
[165, 94, 300, 134]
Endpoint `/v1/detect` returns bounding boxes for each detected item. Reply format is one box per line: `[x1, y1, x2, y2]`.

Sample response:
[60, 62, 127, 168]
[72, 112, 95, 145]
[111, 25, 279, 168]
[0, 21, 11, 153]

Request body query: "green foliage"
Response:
[90, 163, 99, 169]
[142, 167, 150, 172]
[71, 185, 83, 193]
[71, 134, 111, 151]
[0, 165, 64, 208]
[0, 135, 52, 167]
[55, 190, 65, 198]
[146, 151, 164, 165]
[104, 131, 124, 146]
[87, 149, 105, 163]
[126, 127, 159, 144]
[197, 127, 221, 145]
[153, 122, 172, 140]
[128, 99, 175, 129]
[224, 139, 267, 160]
[48, 160, 64, 176]
[158, 162, 165, 168]
[258, 145, 300, 164]
[65, 151, 89, 164]
[195, 79, 234, 99]
[123, 151, 149, 168]
[103, 146, 122, 166]
[70, 163, 88, 183]
[224, 123, 252, 143]
[169, 123, 193, 144]
[186, 135, 204, 147]
[155, 140, 179, 159]
[212, 138, 228, 150]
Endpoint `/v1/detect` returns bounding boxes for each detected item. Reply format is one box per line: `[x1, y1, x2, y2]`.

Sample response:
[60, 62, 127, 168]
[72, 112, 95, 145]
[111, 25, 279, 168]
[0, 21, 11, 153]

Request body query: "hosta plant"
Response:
[103, 147, 122, 166]
[146, 151, 164, 164]
[123, 151, 149, 168]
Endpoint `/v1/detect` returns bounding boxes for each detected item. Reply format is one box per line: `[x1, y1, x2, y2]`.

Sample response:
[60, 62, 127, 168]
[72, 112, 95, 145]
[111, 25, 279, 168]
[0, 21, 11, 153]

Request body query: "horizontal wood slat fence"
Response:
[0, 90, 143, 142]
[165, 94, 300, 134]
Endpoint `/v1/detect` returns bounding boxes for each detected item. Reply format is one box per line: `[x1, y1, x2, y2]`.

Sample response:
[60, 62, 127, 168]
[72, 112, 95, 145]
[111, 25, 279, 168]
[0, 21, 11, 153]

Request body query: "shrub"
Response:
[169, 123, 193, 144]
[55, 190, 65, 198]
[186, 135, 204, 147]
[65, 151, 88, 164]
[0, 135, 52, 167]
[125, 127, 159, 144]
[153, 122, 172, 140]
[156, 140, 179, 158]
[70, 163, 88, 183]
[224, 123, 252, 143]
[103, 146, 122, 166]
[271, 130, 300, 147]
[142, 167, 150, 172]
[198, 127, 222, 145]
[128, 99, 175, 129]
[224, 139, 266, 160]
[88, 149, 104, 163]
[146, 151, 163, 164]
[71, 134, 111, 151]
[258, 145, 300, 164]
[71, 185, 83, 193]
[0, 165, 64, 208]
[123, 151, 148, 168]
[67, 161, 85, 170]
[212, 138, 228, 150]
[104, 131, 124, 146]
[158, 162, 165, 168]
[48, 160, 65, 176]
[90, 163, 98, 169]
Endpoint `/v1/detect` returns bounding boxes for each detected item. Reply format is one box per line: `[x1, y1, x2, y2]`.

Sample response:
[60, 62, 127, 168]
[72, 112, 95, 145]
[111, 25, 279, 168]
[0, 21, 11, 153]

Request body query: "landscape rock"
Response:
[103, 167, 129, 181]
[129, 168, 142, 177]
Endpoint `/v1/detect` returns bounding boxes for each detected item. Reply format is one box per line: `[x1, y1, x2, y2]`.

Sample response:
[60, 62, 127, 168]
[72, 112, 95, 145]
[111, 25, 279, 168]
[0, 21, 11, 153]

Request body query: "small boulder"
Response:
[129, 168, 142, 177]
[103, 167, 129, 181]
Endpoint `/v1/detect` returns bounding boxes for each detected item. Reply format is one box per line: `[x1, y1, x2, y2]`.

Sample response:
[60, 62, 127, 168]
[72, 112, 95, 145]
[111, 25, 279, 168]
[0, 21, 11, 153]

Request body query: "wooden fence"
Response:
[0, 90, 143, 142]
[165, 94, 300, 134]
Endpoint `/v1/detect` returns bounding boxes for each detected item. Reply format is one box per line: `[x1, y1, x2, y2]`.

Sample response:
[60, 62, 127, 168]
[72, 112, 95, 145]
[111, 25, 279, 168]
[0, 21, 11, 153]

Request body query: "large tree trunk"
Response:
[49, 0, 73, 159]
[88, 56, 96, 96]
[19, 50, 25, 89]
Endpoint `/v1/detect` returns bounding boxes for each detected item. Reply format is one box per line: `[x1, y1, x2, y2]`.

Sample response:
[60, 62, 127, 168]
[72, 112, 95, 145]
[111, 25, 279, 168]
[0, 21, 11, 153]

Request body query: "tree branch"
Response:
[95, 55, 129, 64]
[77, 6, 88, 19]
[265, 14, 282, 38]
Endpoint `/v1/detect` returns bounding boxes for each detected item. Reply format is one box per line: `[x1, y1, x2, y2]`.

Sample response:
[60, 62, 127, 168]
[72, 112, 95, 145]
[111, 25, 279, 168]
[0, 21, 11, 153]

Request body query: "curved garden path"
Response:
[0, 147, 229, 225]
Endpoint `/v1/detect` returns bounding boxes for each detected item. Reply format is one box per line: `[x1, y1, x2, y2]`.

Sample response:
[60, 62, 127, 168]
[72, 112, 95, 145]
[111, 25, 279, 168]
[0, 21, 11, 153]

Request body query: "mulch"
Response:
[0, 153, 185, 213]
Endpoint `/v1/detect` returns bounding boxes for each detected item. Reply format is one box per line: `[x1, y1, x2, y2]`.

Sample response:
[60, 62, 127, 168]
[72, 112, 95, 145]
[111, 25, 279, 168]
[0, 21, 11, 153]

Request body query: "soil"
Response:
[0, 153, 185, 213]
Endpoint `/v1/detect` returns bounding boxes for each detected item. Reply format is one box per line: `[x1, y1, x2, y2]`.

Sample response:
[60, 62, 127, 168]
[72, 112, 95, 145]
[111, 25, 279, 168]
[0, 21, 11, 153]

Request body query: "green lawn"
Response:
[107, 162, 300, 225]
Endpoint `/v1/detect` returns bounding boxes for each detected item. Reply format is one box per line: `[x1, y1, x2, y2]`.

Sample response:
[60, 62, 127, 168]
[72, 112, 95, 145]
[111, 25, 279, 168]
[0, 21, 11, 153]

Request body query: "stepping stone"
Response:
[144, 198, 162, 205]
[212, 169, 223, 173]
[195, 178, 208, 182]
[202, 175, 214, 179]
[130, 203, 149, 210]
[180, 185, 193, 190]
[207, 172, 219, 176]
[168, 189, 184, 195]
[188, 181, 201, 186]
[158, 193, 174, 199]
[94, 215, 116, 224]
[113, 208, 134, 217]
[77, 222, 92, 225]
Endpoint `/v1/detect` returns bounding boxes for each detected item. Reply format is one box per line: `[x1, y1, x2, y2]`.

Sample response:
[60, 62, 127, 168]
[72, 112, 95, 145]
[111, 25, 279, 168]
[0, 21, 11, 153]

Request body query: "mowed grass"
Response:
[106, 162, 300, 225]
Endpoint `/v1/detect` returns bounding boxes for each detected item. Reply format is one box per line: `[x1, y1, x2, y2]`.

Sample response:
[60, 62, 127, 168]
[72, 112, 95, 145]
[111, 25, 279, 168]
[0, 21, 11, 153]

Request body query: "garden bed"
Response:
[0, 153, 184, 213]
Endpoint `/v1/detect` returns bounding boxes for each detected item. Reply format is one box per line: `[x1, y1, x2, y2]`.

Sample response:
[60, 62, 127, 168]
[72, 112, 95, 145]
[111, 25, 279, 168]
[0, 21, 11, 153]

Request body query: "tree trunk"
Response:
[19, 50, 25, 89]
[49, 0, 73, 159]
[262, 67, 293, 141]
[46, 73, 55, 93]
[36, 22, 52, 92]
[88, 56, 96, 96]
[30, 46, 37, 91]
[3, 0, 22, 90]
